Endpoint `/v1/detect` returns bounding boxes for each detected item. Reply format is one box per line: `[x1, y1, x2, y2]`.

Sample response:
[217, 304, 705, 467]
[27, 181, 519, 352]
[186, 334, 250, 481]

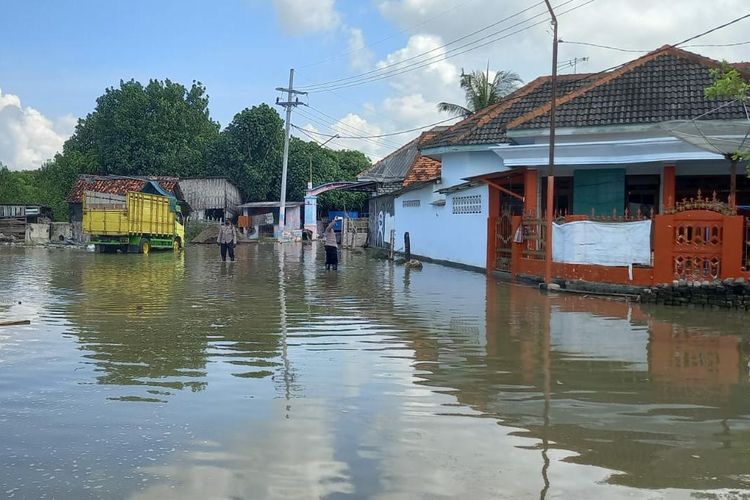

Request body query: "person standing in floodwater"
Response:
[218, 219, 238, 262]
[324, 217, 341, 270]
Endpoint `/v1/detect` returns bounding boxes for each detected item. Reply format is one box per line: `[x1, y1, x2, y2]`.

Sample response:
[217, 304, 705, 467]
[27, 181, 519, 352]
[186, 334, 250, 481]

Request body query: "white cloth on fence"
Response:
[552, 220, 652, 267]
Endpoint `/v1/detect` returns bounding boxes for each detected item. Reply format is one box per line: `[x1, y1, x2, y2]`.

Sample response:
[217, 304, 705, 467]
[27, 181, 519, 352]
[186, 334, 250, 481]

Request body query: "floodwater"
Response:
[1, 245, 749, 499]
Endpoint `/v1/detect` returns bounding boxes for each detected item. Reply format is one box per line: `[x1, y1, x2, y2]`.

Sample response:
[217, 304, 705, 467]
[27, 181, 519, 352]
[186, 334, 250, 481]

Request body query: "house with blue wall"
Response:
[395, 46, 749, 278]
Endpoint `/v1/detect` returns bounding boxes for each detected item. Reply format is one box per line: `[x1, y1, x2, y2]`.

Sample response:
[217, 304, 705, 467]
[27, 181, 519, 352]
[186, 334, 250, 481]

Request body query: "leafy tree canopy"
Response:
[705, 62, 750, 168]
[65, 79, 220, 177]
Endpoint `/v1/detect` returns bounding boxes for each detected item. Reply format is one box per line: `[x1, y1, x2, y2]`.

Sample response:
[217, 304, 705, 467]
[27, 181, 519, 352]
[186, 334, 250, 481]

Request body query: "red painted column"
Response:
[486, 185, 500, 274]
[524, 169, 539, 217]
[663, 165, 676, 211]
[653, 215, 675, 284]
[721, 215, 744, 278]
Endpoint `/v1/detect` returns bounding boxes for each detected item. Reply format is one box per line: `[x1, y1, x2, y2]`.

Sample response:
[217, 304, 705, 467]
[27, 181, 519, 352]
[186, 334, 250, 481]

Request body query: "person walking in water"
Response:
[218, 218, 238, 262]
[324, 217, 341, 270]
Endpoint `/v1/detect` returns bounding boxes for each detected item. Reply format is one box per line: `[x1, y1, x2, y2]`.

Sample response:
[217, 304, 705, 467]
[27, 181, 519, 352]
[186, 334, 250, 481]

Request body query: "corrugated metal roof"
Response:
[358, 127, 447, 183]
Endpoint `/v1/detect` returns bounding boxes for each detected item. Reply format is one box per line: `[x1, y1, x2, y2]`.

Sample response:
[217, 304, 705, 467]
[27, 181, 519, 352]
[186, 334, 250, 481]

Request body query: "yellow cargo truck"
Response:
[83, 191, 185, 254]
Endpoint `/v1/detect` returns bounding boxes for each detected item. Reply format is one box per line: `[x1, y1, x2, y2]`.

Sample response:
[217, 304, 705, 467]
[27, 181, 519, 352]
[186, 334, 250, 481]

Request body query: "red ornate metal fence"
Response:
[519, 216, 546, 260]
[495, 212, 513, 272]
[671, 212, 724, 281]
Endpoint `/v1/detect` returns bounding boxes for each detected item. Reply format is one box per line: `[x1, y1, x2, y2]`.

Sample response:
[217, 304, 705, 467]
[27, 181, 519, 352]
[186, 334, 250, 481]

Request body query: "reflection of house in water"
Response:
[389, 276, 750, 490]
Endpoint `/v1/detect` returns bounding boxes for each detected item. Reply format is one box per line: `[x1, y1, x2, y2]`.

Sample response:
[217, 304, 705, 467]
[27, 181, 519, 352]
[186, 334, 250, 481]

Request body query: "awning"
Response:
[435, 180, 482, 195]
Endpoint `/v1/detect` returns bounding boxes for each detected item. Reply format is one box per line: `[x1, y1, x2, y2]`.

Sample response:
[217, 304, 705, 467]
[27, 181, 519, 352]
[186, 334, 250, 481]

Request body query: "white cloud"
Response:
[272, 0, 341, 35]
[347, 28, 374, 71]
[382, 93, 443, 130]
[376, 34, 460, 97]
[0, 88, 72, 171]
[331, 113, 384, 160]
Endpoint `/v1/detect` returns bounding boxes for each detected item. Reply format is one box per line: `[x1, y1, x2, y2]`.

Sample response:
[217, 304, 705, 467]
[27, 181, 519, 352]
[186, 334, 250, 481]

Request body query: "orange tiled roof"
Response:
[67, 175, 183, 203]
[403, 155, 441, 186]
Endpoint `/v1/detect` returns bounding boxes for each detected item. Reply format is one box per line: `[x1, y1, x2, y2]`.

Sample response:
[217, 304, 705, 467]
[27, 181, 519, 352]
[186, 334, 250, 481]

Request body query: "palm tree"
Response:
[438, 67, 522, 117]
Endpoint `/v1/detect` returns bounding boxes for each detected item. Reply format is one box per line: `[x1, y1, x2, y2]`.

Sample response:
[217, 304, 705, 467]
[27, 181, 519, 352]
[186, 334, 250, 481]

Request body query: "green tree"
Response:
[0, 164, 41, 204]
[206, 104, 370, 213]
[705, 62, 750, 170]
[438, 67, 522, 117]
[205, 104, 284, 200]
[64, 79, 220, 177]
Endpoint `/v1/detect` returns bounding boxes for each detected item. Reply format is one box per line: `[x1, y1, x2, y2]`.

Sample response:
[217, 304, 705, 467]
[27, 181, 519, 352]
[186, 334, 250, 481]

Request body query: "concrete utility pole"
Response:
[543, 0, 558, 286]
[275, 68, 307, 241]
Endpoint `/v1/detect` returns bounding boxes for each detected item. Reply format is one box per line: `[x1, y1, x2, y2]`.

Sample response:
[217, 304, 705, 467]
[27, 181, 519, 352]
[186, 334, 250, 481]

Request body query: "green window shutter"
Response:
[573, 169, 625, 216]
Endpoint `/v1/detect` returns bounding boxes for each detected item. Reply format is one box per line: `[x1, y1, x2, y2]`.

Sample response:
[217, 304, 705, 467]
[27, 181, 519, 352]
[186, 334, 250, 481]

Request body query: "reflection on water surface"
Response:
[0, 244, 749, 499]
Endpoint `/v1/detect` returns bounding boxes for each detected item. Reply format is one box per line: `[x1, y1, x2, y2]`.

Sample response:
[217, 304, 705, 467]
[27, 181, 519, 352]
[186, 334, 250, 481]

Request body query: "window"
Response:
[452, 194, 482, 214]
[402, 199, 420, 208]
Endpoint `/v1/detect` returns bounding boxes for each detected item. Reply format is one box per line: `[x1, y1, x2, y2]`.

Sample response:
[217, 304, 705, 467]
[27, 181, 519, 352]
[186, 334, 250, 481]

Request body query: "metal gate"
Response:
[672, 211, 723, 281]
[495, 209, 514, 272]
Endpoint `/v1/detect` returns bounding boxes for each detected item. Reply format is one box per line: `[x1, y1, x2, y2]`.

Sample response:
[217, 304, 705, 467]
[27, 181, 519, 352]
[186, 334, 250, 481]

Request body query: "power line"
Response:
[304, 106, 406, 149]
[294, 108, 403, 150]
[558, 40, 647, 53]
[298, 0, 476, 70]
[295, 125, 338, 147]
[673, 13, 750, 47]
[304, 0, 594, 93]
[553, 13, 750, 91]
[684, 40, 750, 48]
[298, 0, 551, 91]
[561, 38, 750, 52]
[293, 115, 457, 140]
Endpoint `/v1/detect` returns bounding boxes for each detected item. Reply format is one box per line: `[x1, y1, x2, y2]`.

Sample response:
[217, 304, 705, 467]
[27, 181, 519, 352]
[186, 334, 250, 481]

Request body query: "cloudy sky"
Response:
[1, 0, 748, 170]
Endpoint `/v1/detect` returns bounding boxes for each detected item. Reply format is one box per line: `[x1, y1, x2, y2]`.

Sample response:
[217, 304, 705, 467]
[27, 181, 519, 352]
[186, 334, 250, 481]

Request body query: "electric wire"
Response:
[304, 106, 406, 148]
[298, 0, 552, 90]
[295, 108, 404, 150]
[293, 115, 458, 139]
[298, 0, 476, 69]
[304, 0, 594, 93]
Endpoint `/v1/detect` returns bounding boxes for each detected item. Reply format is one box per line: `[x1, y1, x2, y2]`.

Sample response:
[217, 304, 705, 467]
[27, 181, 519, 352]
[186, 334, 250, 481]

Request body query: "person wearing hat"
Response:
[217, 218, 238, 262]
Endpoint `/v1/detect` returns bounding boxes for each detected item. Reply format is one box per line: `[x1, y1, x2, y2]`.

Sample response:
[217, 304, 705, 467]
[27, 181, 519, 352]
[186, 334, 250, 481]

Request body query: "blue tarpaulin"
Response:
[328, 211, 359, 231]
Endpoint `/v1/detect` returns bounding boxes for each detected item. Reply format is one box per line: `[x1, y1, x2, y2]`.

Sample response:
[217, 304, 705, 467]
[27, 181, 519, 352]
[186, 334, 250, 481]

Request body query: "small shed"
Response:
[178, 177, 241, 221]
[237, 202, 303, 239]
[0, 204, 52, 242]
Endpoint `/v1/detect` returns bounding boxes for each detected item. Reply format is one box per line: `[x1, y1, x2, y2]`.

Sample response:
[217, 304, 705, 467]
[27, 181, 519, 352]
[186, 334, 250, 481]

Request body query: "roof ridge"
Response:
[422, 76, 552, 149]
[367, 135, 418, 169]
[506, 45, 730, 130]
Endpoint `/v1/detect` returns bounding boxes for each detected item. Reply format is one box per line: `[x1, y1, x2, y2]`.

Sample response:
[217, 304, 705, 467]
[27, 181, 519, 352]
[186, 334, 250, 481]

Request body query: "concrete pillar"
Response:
[304, 194, 318, 239]
[524, 169, 539, 217]
[663, 164, 676, 211]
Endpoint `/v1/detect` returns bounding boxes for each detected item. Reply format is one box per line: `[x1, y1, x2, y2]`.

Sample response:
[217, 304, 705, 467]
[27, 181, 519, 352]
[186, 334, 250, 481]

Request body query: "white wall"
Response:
[439, 150, 508, 187]
[395, 182, 489, 269]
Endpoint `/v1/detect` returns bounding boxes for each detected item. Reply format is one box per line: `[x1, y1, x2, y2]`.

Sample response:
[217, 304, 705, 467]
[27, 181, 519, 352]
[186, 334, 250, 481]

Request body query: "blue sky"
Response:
[1, 0, 748, 169]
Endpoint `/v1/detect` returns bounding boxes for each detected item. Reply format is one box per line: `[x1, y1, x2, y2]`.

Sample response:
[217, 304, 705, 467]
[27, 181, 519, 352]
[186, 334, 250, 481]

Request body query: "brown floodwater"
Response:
[0, 243, 749, 499]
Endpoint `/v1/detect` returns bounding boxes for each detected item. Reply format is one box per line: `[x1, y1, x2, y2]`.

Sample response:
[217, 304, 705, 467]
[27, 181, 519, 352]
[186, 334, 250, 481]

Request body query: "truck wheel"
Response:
[173, 237, 182, 252]
[139, 238, 151, 255]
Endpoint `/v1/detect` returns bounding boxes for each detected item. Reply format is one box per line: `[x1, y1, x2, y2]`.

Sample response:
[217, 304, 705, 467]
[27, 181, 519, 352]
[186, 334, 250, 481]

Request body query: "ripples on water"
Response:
[0, 244, 749, 499]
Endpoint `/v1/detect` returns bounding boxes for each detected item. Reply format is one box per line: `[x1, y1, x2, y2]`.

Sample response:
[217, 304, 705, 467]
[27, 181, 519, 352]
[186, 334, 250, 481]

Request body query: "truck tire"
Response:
[139, 238, 151, 255]
[173, 237, 182, 252]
